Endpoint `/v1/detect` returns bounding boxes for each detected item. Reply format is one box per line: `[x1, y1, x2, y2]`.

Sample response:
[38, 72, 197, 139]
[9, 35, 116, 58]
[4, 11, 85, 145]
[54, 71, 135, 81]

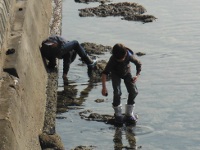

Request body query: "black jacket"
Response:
[40, 35, 76, 74]
[102, 50, 142, 78]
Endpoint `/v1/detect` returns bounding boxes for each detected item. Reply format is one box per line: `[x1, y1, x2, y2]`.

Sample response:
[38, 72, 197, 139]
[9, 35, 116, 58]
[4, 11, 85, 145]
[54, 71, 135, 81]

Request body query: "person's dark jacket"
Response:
[40, 35, 76, 74]
[102, 50, 142, 78]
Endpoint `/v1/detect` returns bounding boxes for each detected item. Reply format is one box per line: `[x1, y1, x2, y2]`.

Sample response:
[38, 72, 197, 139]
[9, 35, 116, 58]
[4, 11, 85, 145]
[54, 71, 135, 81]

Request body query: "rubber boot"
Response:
[87, 56, 97, 70]
[82, 56, 93, 64]
[125, 104, 137, 125]
[113, 105, 124, 126]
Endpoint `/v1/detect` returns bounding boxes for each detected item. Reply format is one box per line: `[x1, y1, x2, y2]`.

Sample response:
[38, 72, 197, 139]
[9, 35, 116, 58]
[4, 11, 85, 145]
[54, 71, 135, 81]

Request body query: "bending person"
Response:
[40, 35, 97, 81]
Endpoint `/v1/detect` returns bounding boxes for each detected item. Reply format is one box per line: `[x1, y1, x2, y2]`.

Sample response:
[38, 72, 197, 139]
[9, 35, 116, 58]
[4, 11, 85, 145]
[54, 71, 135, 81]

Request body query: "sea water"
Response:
[56, 0, 200, 149]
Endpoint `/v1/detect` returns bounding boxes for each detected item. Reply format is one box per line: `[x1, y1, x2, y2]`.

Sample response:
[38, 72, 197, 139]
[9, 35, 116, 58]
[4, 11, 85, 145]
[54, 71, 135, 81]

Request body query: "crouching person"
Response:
[40, 35, 97, 83]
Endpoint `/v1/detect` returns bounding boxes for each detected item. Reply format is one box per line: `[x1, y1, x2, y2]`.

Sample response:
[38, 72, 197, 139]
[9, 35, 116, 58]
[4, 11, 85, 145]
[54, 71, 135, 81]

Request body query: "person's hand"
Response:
[102, 87, 108, 96]
[132, 76, 138, 83]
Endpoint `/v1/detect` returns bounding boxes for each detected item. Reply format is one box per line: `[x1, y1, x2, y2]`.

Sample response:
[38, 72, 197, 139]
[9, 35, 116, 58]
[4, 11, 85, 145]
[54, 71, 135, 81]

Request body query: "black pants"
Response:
[111, 73, 138, 107]
[59, 40, 93, 64]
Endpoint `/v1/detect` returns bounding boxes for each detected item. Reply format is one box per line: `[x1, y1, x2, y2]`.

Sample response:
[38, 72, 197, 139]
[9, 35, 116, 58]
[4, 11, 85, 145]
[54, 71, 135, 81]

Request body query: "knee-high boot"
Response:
[113, 105, 123, 124]
[125, 104, 137, 124]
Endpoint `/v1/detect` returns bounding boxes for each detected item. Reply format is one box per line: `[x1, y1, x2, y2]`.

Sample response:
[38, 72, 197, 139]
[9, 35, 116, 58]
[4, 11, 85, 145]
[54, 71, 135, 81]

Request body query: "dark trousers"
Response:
[111, 73, 138, 107]
[60, 40, 93, 64]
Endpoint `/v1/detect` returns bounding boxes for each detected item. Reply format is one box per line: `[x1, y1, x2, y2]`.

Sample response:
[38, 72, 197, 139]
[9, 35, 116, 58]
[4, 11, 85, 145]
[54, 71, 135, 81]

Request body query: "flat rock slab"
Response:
[79, 2, 157, 23]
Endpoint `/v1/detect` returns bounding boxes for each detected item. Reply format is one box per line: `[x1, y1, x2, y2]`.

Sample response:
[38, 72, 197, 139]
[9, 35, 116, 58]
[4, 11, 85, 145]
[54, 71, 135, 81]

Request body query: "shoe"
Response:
[125, 104, 137, 125]
[113, 105, 123, 127]
[87, 57, 97, 69]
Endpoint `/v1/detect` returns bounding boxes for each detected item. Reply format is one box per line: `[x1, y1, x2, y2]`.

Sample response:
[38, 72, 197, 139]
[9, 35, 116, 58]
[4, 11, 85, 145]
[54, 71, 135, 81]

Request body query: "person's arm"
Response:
[101, 56, 114, 96]
[62, 55, 71, 83]
[101, 73, 108, 96]
[130, 55, 142, 83]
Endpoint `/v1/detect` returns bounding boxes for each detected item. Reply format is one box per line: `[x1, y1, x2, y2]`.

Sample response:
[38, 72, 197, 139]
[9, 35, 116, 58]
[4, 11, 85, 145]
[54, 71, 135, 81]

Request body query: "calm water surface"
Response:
[56, 0, 200, 149]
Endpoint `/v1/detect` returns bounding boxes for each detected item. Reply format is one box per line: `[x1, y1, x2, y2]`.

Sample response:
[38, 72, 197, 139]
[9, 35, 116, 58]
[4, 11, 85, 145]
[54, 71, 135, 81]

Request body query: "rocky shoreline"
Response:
[40, 0, 150, 149]
[39, 0, 64, 149]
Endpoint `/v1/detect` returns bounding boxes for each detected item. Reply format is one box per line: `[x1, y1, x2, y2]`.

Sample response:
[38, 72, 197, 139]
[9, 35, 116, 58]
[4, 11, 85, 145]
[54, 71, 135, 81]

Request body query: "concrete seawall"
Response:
[0, 0, 62, 149]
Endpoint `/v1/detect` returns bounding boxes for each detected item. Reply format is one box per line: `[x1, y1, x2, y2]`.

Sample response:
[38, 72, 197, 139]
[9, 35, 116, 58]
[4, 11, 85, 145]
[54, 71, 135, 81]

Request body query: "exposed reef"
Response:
[79, 2, 157, 23]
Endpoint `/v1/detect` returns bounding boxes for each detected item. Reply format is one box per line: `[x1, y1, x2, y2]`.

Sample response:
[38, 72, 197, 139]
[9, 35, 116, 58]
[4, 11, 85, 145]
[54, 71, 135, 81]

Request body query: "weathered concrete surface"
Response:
[0, 0, 53, 149]
[0, 0, 14, 80]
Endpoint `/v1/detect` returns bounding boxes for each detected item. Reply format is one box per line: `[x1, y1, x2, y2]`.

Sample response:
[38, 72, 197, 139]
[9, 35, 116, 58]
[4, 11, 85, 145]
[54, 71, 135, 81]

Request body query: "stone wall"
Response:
[0, 0, 53, 149]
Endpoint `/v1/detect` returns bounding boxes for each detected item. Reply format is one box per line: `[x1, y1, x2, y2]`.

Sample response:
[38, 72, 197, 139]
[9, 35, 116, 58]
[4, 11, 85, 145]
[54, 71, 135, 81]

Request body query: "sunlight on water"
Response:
[57, 0, 200, 149]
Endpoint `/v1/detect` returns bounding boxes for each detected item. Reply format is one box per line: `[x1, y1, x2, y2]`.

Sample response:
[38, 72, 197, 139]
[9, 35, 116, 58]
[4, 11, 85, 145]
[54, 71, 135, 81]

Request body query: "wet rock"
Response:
[81, 42, 112, 55]
[79, 2, 157, 23]
[39, 133, 65, 150]
[94, 98, 104, 103]
[75, 0, 110, 4]
[136, 52, 146, 56]
[72, 145, 97, 150]
[43, 70, 58, 135]
[56, 116, 67, 119]
[79, 110, 115, 125]
[123, 14, 157, 23]
[81, 43, 112, 82]
[87, 60, 110, 83]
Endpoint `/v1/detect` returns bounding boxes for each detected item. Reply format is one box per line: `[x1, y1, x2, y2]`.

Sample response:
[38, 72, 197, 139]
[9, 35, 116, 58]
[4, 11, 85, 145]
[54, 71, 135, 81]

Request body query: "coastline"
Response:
[0, 0, 64, 149]
[39, 0, 65, 149]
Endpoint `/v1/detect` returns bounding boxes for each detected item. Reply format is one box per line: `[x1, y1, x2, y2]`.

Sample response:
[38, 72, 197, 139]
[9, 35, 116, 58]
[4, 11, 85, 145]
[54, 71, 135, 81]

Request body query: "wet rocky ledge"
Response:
[39, 0, 64, 150]
[78, 2, 157, 23]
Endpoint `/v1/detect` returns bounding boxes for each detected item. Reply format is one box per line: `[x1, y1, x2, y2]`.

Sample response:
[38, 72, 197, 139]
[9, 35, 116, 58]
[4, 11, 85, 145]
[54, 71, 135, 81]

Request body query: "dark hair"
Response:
[112, 43, 127, 59]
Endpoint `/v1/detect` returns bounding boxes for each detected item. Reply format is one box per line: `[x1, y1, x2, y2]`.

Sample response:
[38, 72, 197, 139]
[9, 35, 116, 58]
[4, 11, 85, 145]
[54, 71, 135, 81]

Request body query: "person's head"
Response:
[44, 41, 58, 48]
[112, 43, 127, 61]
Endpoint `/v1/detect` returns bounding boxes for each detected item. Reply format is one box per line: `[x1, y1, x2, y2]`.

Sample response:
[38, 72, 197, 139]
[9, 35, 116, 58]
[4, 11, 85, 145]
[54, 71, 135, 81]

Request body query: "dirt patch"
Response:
[79, 2, 157, 23]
